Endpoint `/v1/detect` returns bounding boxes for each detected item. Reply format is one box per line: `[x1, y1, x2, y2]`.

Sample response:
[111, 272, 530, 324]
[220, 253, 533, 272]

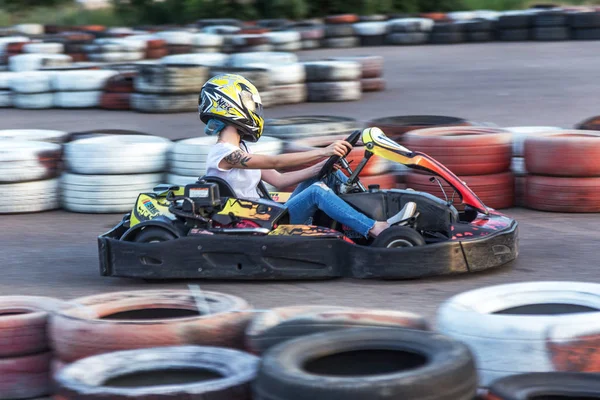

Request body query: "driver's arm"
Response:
[261, 162, 329, 189]
[218, 140, 351, 171]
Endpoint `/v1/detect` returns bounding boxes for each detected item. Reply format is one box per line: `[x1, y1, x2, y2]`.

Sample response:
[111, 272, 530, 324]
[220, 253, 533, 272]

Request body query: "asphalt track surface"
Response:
[1, 42, 598, 321]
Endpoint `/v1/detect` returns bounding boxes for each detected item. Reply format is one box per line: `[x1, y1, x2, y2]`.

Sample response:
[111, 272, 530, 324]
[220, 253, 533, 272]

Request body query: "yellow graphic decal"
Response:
[217, 198, 274, 221]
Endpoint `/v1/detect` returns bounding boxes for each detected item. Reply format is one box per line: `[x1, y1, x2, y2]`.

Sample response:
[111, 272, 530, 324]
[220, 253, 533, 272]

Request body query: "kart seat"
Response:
[199, 175, 271, 200]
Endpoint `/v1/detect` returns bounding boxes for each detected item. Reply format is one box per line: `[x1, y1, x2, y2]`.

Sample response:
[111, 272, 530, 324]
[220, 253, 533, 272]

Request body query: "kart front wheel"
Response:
[133, 227, 176, 243]
[371, 226, 425, 248]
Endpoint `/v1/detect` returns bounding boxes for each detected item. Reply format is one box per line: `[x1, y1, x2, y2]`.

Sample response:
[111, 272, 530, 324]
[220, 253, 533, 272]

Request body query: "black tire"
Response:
[253, 328, 477, 400]
[429, 32, 465, 44]
[487, 372, 600, 400]
[569, 12, 600, 29]
[134, 226, 177, 243]
[532, 26, 570, 41]
[498, 28, 530, 41]
[533, 11, 567, 27]
[324, 24, 355, 38]
[431, 22, 463, 34]
[55, 346, 259, 400]
[572, 28, 600, 40]
[463, 19, 496, 32]
[386, 32, 428, 45]
[498, 14, 532, 29]
[359, 35, 385, 46]
[371, 226, 425, 248]
[466, 31, 493, 42]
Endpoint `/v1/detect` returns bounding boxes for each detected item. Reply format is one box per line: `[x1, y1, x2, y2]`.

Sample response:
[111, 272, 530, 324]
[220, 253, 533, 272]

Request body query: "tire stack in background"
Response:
[524, 130, 600, 212]
[462, 18, 497, 42]
[10, 71, 55, 110]
[532, 10, 570, 41]
[353, 20, 388, 47]
[59, 31, 95, 62]
[155, 30, 195, 55]
[52, 69, 119, 109]
[131, 63, 208, 113]
[84, 38, 146, 63]
[385, 18, 433, 45]
[570, 11, 600, 40]
[429, 21, 465, 44]
[167, 135, 283, 187]
[504, 126, 563, 207]
[328, 56, 385, 93]
[0, 72, 11, 106]
[101, 70, 137, 111]
[289, 23, 324, 50]
[60, 133, 172, 213]
[497, 11, 532, 41]
[0, 130, 64, 214]
[402, 127, 515, 210]
[193, 33, 225, 53]
[265, 31, 302, 52]
[0, 296, 68, 399]
[304, 60, 362, 102]
[323, 14, 359, 48]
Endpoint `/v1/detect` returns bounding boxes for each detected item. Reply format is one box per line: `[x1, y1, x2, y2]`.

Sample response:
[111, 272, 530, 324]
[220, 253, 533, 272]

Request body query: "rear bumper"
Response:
[98, 220, 518, 280]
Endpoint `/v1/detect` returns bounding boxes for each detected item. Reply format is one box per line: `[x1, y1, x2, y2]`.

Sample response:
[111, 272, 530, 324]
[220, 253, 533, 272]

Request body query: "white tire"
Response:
[245, 62, 304, 85]
[511, 157, 526, 176]
[13, 93, 54, 109]
[273, 41, 302, 52]
[53, 91, 102, 108]
[301, 40, 321, 49]
[272, 83, 307, 105]
[264, 31, 301, 44]
[353, 21, 388, 35]
[0, 179, 59, 214]
[228, 52, 298, 68]
[307, 81, 362, 102]
[321, 37, 360, 48]
[14, 24, 44, 35]
[504, 126, 563, 157]
[134, 64, 209, 94]
[23, 42, 64, 54]
[260, 90, 276, 108]
[154, 31, 195, 45]
[0, 129, 68, 143]
[0, 140, 62, 183]
[0, 90, 11, 107]
[304, 61, 361, 82]
[203, 26, 240, 35]
[61, 172, 164, 187]
[387, 18, 435, 32]
[51, 70, 120, 91]
[10, 71, 53, 93]
[9, 54, 72, 72]
[131, 93, 197, 113]
[65, 135, 172, 174]
[166, 173, 199, 186]
[0, 72, 13, 89]
[263, 116, 362, 139]
[192, 33, 224, 47]
[0, 36, 29, 52]
[436, 281, 600, 386]
[159, 53, 229, 67]
[88, 52, 144, 62]
[192, 47, 221, 54]
[96, 38, 147, 52]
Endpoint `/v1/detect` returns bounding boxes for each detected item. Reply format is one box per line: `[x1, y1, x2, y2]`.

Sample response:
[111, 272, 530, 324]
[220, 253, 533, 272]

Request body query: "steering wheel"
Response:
[317, 130, 362, 180]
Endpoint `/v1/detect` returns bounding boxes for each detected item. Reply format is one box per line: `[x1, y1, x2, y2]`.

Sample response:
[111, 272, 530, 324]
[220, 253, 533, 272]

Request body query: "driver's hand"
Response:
[323, 140, 352, 157]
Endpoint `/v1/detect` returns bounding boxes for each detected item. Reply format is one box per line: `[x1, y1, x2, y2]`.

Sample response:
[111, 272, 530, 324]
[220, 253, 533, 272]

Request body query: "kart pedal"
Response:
[388, 201, 418, 226]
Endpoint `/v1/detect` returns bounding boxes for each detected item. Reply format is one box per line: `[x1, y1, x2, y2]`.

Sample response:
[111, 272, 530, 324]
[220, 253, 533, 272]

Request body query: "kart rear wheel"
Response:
[134, 227, 176, 243]
[371, 226, 425, 248]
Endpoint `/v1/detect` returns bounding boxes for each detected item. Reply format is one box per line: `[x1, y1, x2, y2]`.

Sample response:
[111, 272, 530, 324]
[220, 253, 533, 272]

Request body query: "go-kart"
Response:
[98, 127, 518, 280]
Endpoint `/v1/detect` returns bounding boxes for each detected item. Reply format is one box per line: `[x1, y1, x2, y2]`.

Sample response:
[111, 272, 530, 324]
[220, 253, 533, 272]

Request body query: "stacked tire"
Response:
[532, 11, 570, 41]
[0, 296, 68, 399]
[386, 18, 433, 45]
[132, 63, 209, 113]
[0, 71, 12, 107]
[429, 22, 465, 44]
[84, 38, 146, 63]
[60, 32, 95, 62]
[353, 21, 388, 46]
[289, 24, 324, 50]
[304, 60, 362, 102]
[265, 31, 302, 52]
[167, 135, 283, 186]
[61, 133, 172, 213]
[193, 33, 225, 53]
[9, 53, 71, 72]
[323, 14, 359, 48]
[569, 11, 600, 40]
[328, 55, 385, 93]
[403, 127, 514, 210]
[497, 12, 532, 41]
[10, 71, 55, 109]
[524, 130, 600, 212]
[52, 69, 119, 109]
[154, 30, 195, 55]
[101, 70, 137, 110]
[462, 18, 497, 42]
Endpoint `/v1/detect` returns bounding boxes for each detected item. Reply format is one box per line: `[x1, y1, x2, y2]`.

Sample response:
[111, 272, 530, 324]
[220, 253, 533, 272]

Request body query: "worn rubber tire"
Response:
[569, 12, 600, 29]
[371, 226, 426, 248]
[386, 32, 429, 45]
[532, 26, 570, 40]
[55, 346, 259, 400]
[100, 92, 130, 110]
[103, 71, 136, 92]
[131, 93, 197, 113]
[307, 81, 361, 102]
[0, 296, 67, 358]
[497, 14, 532, 29]
[437, 281, 600, 386]
[254, 328, 477, 400]
[533, 11, 567, 27]
[272, 83, 307, 105]
[13, 93, 54, 109]
[361, 77, 386, 92]
[53, 91, 102, 108]
[498, 29, 530, 41]
[0, 352, 52, 400]
[0, 140, 62, 183]
[134, 64, 209, 94]
[245, 305, 428, 355]
[0, 179, 59, 214]
[487, 372, 600, 399]
[0, 129, 68, 143]
[49, 290, 253, 362]
[524, 131, 600, 176]
[406, 171, 515, 210]
[403, 126, 512, 176]
[327, 55, 383, 79]
[525, 175, 600, 212]
[322, 36, 360, 48]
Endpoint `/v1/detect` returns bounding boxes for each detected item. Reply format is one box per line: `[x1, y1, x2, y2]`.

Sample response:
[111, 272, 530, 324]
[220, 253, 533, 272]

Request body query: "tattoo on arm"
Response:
[224, 150, 252, 167]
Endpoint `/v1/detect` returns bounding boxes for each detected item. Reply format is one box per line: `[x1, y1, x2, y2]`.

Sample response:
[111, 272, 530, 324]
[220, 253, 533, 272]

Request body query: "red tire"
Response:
[403, 126, 512, 176]
[239, 28, 271, 34]
[361, 77, 386, 92]
[49, 290, 253, 363]
[0, 296, 68, 358]
[325, 14, 359, 24]
[406, 171, 515, 210]
[146, 38, 166, 49]
[6, 42, 29, 53]
[104, 72, 136, 93]
[0, 352, 52, 399]
[368, 115, 471, 142]
[168, 44, 194, 54]
[525, 131, 600, 177]
[66, 53, 88, 62]
[146, 47, 169, 59]
[100, 92, 131, 110]
[525, 175, 600, 212]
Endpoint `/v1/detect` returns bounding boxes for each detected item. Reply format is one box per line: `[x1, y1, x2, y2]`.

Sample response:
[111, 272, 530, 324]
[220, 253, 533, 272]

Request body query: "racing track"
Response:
[1, 42, 598, 320]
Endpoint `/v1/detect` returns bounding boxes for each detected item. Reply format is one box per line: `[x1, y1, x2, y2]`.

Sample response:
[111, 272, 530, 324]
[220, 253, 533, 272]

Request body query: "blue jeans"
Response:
[283, 171, 376, 238]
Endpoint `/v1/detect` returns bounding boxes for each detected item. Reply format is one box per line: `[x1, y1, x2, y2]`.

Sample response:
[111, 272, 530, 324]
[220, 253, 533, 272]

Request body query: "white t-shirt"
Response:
[205, 142, 261, 200]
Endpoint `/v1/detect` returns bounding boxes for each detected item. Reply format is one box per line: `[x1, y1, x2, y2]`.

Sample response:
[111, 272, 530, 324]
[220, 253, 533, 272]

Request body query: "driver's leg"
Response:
[289, 170, 348, 200]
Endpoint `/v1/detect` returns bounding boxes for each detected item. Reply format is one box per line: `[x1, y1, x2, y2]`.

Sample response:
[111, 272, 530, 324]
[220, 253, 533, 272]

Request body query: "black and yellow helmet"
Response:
[198, 74, 264, 142]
